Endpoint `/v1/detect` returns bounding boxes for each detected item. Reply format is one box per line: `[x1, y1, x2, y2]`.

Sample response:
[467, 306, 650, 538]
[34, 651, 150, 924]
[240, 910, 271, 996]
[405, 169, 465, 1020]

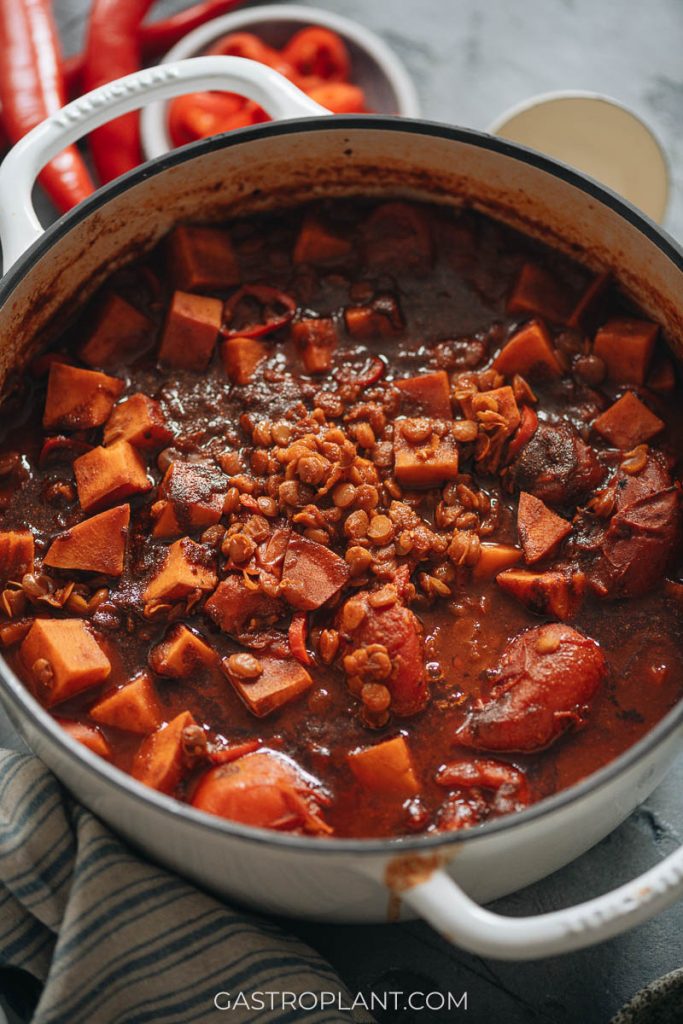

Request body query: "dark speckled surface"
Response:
[1, 2, 682, 1021]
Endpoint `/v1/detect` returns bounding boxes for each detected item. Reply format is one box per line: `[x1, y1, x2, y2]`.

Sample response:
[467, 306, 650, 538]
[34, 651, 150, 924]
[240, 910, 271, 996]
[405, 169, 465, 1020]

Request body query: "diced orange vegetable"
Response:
[223, 654, 313, 717]
[393, 420, 459, 488]
[517, 492, 572, 564]
[473, 543, 523, 580]
[151, 461, 225, 538]
[347, 736, 419, 798]
[493, 321, 561, 378]
[221, 335, 268, 384]
[593, 391, 664, 449]
[73, 441, 151, 513]
[150, 624, 216, 678]
[344, 304, 403, 339]
[56, 718, 112, 759]
[507, 262, 573, 323]
[167, 225, 240, 292]
[469, 386, 521, 437]
[0, 530, 34, 580]
[104, 393, 173, 449]
[43, 362, 124, 431]
[497, 568, 586, 619]
[205, 575, 280, 635]
[159, 290, 222, 371]
[280, 536, 350, 610]
[647, 355, 676, 395]
[293, 213, 352, 265]
[44, 504, 130, 576]
[79, 293, 155, 368]
[143, 538, 217, 603]
[291, 318, 337, 374]
[90, 671, 162, 734]
[21, 618, 111, 705]
[131, 710, 198, 794]
[191, 749, 330, 833]
[396, 371, 452, 418]
[567, 272, 611, 331]
[593, 317, 658, 385]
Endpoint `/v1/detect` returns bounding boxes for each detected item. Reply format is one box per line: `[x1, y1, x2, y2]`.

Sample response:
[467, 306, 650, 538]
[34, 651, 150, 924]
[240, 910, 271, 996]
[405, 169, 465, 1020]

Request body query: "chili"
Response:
[2, 198, 681, 840]
[0, 0, 94, 212]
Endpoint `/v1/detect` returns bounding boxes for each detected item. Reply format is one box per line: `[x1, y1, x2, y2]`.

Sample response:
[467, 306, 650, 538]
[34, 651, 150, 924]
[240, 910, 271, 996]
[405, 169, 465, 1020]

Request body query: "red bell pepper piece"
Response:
[222, 285, 297, 339]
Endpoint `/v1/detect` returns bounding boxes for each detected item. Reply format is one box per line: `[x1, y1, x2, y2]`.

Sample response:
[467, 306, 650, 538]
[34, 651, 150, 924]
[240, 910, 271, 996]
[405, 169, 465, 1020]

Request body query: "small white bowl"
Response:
[488, 91, 669, 223]
[141, 4, 420, 160]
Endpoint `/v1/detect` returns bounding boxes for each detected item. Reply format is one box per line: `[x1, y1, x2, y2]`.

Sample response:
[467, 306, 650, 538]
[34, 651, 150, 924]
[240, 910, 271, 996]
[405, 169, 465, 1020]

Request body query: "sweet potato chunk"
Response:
[143, 538, 217, 603]
[104, 393, 173, 450]
[497, 567, 586, 619]
[493, 321, 561, 378]
[150, 624, 216, 677]
[0, 530, 34, 580]
[73, 441, 151, 513]
[205, 575, 281, 635]
[593, 317, 658, 385]
[43, 362, 124, 431]
[56, 719, 112, 759]
[21, 618, 111, 705]
[470, 386, 521, 437]
[517, 492, 572, 564]
[593, 391, 664, 449]
[168, 225, 240, 292]
[348, 736, 419, 798]
[291, 318, 337, 374]
[393, 419, 459, 487]
[223, 654, 312, 717]
[221, 335, 267, 384]
[79, 293, 155, 368]
[90, 671, 162, 734]
[473, 543, 522, 580]
[152, 461, 225, 538]
[344, 303, 403, 339]
[159, 290, 222, 371]
[131, 710, 199, 794]
[396, 371, 452, 418]
[191, 750, 330, 833]
[280, 536, 350, 610]
[293, 213, 352, 266]
[44, 504, 129, 576]
[567, 272, 611, 332]
[507, 262, 573, 323]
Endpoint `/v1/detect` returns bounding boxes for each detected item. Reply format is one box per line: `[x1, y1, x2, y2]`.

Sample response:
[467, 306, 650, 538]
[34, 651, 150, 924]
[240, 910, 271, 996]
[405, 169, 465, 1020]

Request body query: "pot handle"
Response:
[0, 55, 328, 271]
[378, 841, 683, 960]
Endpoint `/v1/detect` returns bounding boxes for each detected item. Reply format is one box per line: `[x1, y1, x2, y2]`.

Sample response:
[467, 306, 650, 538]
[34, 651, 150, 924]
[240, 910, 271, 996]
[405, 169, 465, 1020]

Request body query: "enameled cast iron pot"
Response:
[0, 57, 682, 960]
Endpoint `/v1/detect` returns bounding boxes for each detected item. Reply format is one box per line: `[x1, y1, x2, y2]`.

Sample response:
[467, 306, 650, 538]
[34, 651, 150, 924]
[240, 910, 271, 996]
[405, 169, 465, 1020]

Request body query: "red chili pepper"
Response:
[506, 404, 539, 462]
[282, 26, 350, 82]
[168, 91, 266, 147]
[0, 0, 95, 213]
[288, 612, 312, 666]
[207, 31, 294, 78]
[222, 285, 297, 339]
[82, 0, 156, 183]
[208, 739, 260, 765]
[39, 436, 94, 468]
[63, 3, 247, 100]
[353, 355, 386, 389]
[304, 82, 366, 114]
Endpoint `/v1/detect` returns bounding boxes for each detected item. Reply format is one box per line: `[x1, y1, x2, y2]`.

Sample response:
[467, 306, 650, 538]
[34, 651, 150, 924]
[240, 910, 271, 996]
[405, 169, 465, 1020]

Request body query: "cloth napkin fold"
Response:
[0, 749, 373, 1024]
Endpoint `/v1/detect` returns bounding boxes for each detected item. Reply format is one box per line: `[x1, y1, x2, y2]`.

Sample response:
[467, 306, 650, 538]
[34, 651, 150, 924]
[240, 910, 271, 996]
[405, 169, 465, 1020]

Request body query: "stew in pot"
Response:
[1, 198, 681, 838]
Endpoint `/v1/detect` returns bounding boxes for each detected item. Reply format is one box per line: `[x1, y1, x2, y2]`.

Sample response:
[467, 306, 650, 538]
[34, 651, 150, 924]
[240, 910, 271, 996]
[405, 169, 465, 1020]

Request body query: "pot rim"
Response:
[1, 114, 682, 855]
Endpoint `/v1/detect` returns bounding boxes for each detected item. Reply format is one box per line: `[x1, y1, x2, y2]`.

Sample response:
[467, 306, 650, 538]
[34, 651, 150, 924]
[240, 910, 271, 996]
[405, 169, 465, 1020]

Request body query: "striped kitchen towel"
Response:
[0, 750, 374, 1024]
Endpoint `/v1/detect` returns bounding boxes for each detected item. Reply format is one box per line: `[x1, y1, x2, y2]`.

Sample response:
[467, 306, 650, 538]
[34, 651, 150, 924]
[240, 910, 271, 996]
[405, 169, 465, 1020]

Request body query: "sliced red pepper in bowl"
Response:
[168, 92, 265, 147]
[222, 285, 297, 339]
[282, 26, 351, 82]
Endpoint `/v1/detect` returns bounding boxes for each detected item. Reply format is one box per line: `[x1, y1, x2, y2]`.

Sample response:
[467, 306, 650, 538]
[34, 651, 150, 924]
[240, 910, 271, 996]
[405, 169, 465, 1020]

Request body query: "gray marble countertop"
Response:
[3, 1, 683, 1021]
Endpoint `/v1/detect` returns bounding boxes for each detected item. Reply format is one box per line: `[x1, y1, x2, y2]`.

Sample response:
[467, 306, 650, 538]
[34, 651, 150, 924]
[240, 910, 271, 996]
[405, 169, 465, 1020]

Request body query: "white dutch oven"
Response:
[0, 57, 682, 961]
